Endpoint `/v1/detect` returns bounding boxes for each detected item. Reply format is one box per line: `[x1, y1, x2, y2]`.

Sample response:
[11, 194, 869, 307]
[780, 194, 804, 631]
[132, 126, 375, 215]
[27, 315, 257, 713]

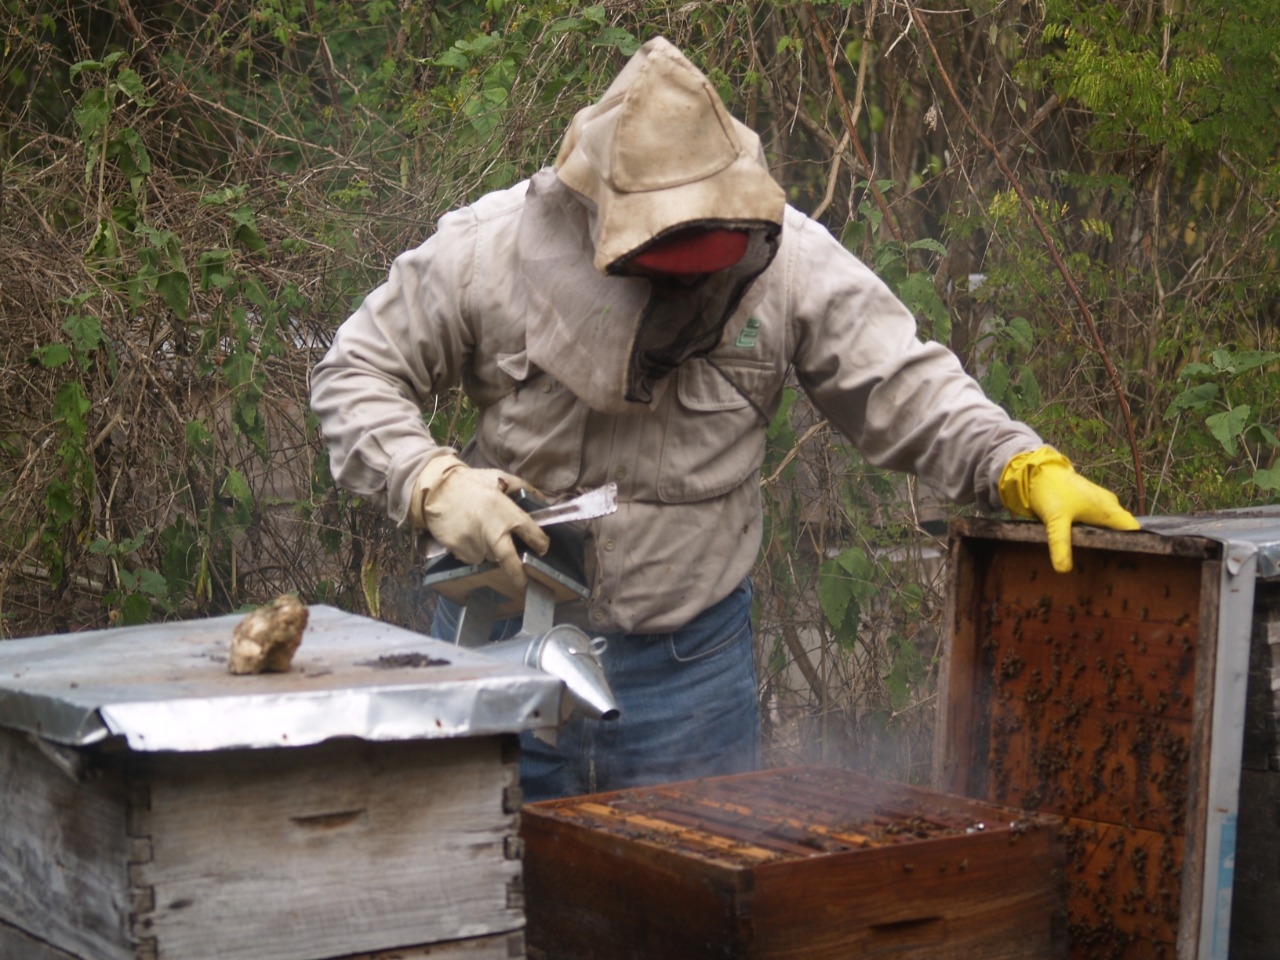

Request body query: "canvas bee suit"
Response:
[311, 37, 1138, 800]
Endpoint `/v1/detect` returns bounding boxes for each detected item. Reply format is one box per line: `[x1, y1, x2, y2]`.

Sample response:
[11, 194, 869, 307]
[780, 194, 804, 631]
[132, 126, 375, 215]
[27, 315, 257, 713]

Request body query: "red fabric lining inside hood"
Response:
[628, 228, 750, 275]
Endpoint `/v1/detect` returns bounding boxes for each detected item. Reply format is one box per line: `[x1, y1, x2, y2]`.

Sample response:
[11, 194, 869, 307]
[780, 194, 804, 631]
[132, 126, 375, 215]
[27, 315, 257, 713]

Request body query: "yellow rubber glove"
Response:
[998, 447, 1139, 573]
[410, 453, 550, 588]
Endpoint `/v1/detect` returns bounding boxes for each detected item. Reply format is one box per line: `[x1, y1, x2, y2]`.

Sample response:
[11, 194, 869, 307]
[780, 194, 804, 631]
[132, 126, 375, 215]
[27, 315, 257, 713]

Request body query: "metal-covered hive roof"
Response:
[0, 604, 561, 752]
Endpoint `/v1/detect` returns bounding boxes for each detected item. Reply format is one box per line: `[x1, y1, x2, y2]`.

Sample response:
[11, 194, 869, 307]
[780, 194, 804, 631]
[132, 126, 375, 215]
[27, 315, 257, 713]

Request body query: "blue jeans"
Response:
[431, 579, 760, 802]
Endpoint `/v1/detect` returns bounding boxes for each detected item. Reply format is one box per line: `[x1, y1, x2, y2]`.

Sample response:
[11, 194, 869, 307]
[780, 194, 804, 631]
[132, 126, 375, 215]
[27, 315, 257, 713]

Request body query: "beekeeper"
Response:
[310, 37, 1138, 800]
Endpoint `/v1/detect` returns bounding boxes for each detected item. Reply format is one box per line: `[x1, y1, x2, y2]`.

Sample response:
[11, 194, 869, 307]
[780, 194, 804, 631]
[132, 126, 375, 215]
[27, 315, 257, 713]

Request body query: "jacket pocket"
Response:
[479, 350, 587, 493]
[656, 357, 778, 504]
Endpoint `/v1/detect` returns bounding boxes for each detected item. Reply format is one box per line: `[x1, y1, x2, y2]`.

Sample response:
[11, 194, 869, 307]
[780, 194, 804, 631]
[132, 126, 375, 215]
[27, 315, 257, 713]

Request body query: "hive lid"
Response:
[1139, 505, 1280, 580]
[0, 605, 561, 752]
[942, 509, 1280, 960]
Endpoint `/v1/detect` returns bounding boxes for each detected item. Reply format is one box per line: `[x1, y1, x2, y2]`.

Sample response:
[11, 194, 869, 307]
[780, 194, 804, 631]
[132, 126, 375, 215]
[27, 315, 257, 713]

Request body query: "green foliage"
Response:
[1165, 349, 1280, 492]
[976, 316, 1043, 422]
[817, 545, 873, 644]
[841, 188, 951, 344]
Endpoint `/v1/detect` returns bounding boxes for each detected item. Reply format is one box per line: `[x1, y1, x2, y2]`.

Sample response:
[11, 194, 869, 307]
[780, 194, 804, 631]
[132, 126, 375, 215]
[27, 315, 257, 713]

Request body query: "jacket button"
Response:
[614, 466, 626, 481]
[591, 608, 606, 622]
[540, 380, 552, 393]
[604, 538, 616, 552]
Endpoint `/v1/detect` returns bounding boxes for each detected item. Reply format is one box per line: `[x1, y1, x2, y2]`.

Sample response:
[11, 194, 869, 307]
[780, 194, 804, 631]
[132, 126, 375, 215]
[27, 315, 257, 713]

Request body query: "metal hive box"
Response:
[937, 512, 1280, 960]
[520, 765, 1066, 959]
[0, 605, 562, 960]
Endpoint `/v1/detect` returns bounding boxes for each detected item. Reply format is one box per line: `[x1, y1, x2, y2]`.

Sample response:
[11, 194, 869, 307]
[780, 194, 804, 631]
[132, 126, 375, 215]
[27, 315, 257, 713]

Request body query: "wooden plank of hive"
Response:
[133, 737, 523, 960]
[0, 730, 135, 960]
[339, 930, 527, 958]
[745, 820, 1064, 960]
[0, 916, 85, 960]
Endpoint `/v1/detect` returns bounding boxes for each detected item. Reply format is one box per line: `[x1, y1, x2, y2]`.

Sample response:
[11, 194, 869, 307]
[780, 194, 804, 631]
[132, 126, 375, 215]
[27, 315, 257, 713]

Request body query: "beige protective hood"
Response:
[554, 36, 786, 272]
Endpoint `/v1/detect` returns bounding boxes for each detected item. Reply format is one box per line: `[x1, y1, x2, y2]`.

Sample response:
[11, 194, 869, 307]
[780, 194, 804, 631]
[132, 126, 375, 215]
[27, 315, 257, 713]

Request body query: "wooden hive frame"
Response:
[936, 517, 1229, 960]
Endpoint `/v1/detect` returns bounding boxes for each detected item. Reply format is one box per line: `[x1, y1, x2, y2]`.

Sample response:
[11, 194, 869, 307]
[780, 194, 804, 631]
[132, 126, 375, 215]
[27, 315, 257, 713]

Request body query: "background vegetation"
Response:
[3, 0, 1278, 781]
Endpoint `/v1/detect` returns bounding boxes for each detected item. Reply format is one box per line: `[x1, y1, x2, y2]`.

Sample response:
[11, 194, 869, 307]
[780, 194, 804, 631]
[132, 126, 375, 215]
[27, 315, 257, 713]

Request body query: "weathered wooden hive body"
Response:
[521, 765, 1067, 959]
[936, 511, 1280, 960]
[0, 605, 562, 960]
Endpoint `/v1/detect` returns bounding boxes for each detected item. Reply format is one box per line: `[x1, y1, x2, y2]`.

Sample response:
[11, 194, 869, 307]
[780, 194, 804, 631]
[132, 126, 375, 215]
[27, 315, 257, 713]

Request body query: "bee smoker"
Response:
[422, 499, 620, 727]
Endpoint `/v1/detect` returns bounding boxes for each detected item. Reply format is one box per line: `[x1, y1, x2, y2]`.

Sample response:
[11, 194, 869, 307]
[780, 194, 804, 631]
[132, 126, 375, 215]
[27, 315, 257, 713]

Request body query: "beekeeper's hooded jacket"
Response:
[311, 38, 1041, 634]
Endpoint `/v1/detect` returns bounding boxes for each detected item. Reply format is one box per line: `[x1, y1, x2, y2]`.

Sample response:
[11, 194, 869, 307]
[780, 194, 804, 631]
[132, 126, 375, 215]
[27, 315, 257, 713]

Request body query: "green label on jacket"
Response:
[735, 317, 762, 349]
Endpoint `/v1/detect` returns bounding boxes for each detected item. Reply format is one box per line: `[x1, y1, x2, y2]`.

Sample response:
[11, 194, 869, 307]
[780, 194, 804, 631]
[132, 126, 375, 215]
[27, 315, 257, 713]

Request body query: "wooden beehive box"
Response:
[0, 605, 563, 960]
[936, 514, 1280, 960]
[520, 765, 1066, 959]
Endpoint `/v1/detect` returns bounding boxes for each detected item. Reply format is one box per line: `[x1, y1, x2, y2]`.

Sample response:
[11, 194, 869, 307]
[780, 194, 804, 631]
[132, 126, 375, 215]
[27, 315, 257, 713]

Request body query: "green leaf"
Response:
[431, 48, 470, 70]
[46, 481, 76, 524]
[220, 469, 252, 505]
[119, 592, 153, 626]
[547, 16, 584, 36]
[592, 28, 639, 55]
[229, 206, 266, 253]
[1011, 363, 1043, 413]
[1178, 362, 1217, 380]
[1224, 350, 1280, 375]
[1005, 317, 1035, 352]
[185, 419, 214, 456]
[817, 559, 853, 632]
[201, 184, 248, 207]
[33, 343, 72, 368]
[908, 237, 947, 256]
[157, 271, 190, 319]
[1205, 404, 1251, 456]
[1255, 466, 1280, 491]
[883, 634, 925, 711]
[837, 546, 876, 605]
[197, 250, 233, 291]
[1254, 424, 1280, 450]
[69, 59, 104, 80]
[114, 67, 152, 106]
[839, 220, 866, 251]
[53, 381, 91, 426]
[1164, 382, 1218, 419]
[223, 350, 258, 391]
[63, 314, 105, 355]
[896, 270, 950, 343]
[110, 127, 151, 181]
[982, 359, 1010, 404]
[85, 219, 118, 259]
[241, 275, 270, 308]
[72, 88, 109, 139]
[134, 568, 170, 599]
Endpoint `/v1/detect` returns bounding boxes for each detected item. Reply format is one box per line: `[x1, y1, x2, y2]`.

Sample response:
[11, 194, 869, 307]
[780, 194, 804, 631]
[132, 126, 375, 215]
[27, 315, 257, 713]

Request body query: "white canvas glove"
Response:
[410, 454, 550, 588]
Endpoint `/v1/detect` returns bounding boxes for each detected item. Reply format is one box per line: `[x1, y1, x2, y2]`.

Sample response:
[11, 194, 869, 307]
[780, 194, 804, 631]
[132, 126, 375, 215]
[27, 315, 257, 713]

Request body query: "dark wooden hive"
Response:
[521, 765, 1066, 959]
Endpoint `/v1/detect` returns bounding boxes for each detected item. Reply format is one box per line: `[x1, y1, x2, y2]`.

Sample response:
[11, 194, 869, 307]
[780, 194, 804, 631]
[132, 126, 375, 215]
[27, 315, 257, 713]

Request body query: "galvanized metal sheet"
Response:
[1141, 506, 1280, 580]
[0, 605, 561, 752]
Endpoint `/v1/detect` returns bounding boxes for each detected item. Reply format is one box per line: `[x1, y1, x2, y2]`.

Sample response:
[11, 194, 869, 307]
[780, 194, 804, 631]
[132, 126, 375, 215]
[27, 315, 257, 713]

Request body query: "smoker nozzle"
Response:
[483, 626, 620, 722]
